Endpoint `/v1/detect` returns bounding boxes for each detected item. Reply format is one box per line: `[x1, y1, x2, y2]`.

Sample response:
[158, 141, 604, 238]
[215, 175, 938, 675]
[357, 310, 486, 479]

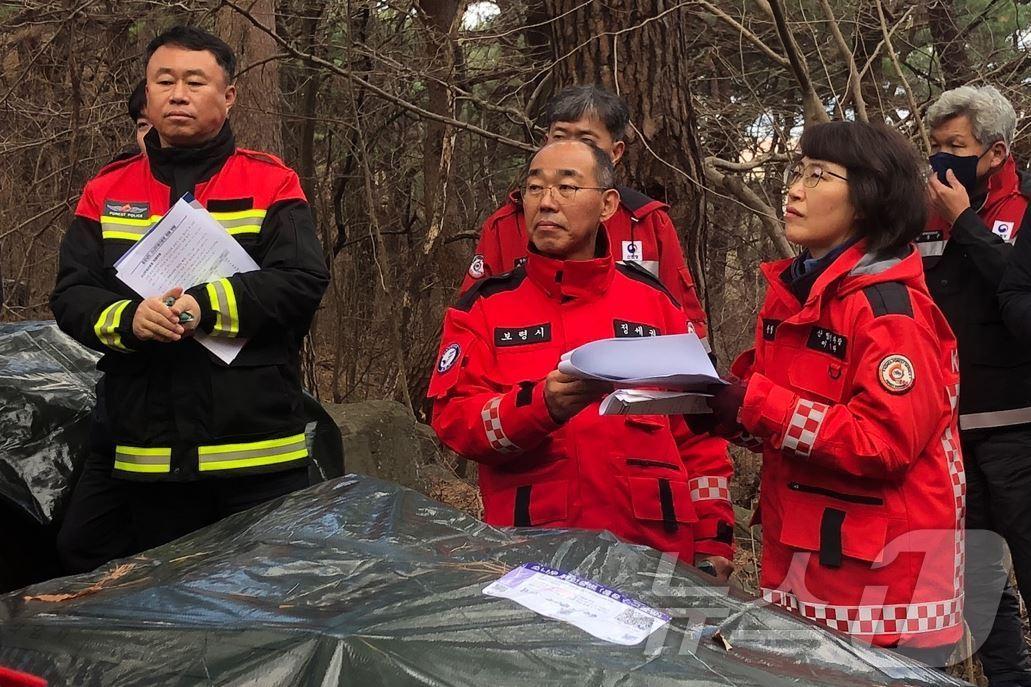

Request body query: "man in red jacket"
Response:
[431, 139, 734, 576]
[460, 85, 711, 349]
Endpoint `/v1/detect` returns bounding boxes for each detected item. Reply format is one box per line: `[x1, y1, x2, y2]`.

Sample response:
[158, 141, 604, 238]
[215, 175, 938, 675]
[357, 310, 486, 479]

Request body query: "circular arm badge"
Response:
[878, 355, 915, 393]
[438, 343, 462, 373]
[468, 254, 485, 279]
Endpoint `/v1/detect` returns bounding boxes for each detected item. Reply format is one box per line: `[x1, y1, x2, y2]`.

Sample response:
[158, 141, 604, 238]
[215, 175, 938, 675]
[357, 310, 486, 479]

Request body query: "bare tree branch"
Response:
[818, 0, 868, 121]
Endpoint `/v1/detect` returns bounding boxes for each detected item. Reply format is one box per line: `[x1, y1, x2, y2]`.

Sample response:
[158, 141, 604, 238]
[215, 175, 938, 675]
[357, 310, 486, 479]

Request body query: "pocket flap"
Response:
[628, 477, 698, 524]
[625, 415, 667, 432]
[787, 353, 847, 403]
[779, 497, 887, 563]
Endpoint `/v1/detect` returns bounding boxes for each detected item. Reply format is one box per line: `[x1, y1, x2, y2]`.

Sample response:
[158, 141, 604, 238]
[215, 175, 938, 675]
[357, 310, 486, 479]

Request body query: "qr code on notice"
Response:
[615, 608, 654, 632]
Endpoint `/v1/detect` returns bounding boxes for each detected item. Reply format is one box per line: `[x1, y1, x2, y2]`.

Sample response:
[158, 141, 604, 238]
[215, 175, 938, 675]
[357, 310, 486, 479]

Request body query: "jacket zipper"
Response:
[788, 482, 883, 505]
[627, 458, 681, 471]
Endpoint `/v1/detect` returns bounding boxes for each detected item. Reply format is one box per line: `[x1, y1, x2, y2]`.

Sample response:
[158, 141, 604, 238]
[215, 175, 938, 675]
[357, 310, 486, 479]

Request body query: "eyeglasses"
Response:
[788, 162, 848, 188]
[521, 183, 608, 202]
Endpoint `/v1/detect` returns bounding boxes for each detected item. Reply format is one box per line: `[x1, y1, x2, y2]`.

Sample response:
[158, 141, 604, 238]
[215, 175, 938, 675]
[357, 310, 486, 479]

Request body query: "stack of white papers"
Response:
[114, 195, 258, 364]
[599, 389, 712, 415]
[558, 333, 723, 415]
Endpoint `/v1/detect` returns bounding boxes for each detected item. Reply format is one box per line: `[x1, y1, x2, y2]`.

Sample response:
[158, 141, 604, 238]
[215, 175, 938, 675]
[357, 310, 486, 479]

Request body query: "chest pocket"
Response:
[787, 351, 848, 403]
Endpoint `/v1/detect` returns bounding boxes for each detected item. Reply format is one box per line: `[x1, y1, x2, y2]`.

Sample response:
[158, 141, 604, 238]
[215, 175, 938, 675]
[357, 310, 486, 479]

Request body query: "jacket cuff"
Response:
[186, 283, 217, 334]
[94, 299, 138, 353]
[738, 372, 796, 439]
[479, 380, 561, 457]
[116, 300, 146, 350]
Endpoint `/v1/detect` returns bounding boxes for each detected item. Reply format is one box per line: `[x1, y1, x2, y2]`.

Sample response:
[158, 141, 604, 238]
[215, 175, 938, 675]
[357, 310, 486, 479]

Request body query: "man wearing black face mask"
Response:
[922, 85, 1031, 687]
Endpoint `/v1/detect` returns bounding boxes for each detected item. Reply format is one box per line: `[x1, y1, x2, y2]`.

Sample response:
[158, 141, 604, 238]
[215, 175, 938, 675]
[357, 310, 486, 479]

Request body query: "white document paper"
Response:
[483, 563, 670, 645]
[114, 195, 258, 364]
[558, 333, 723, 390]
[599, 389, 712, 416]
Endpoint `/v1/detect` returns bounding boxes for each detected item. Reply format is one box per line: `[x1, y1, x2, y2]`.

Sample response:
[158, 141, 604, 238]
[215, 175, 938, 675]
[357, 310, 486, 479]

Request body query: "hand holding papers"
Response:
[114, 195, 259, 364]
[557, 333, 724, 416]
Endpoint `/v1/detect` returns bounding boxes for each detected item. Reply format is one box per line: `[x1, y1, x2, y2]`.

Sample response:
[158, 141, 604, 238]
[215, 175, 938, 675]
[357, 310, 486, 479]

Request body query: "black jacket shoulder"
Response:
[455, 268, 527, 312]
[616, 261, 681, 308]
[861, 282, 914, 318]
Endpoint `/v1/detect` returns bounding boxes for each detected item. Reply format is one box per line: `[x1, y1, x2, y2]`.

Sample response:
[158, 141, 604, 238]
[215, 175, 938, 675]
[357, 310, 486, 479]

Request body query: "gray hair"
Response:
[926, 85, 1017, 149]
[529, 139, 616, 189]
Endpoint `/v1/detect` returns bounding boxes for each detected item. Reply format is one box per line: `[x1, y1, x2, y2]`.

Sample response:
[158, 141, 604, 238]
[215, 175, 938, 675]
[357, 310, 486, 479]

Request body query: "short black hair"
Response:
[799, 121, 927, 254]
[527, 139, 616, 190]
[127, 79, 147, 122]
[146, 25, 236, 82]
[543, 85, 631, 141]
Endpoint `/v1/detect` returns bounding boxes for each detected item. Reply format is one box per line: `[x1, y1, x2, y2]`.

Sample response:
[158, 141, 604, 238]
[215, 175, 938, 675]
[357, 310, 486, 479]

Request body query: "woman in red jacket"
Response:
[702, 122, 964, 666]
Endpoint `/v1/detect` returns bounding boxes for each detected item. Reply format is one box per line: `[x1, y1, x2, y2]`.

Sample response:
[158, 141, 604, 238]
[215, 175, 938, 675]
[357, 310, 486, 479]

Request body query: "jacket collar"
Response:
[145, 121, 236, 195]
[982, 155, 1023, 214]
[762, 240, 924, 323]
[525, 227, 615, 301]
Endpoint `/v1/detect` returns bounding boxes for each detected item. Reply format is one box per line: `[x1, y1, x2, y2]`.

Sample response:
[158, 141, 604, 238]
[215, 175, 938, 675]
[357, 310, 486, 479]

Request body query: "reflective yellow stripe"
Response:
[100, 215, 162, 242]
[93, 300, 132, 352]
[206, 281, 224, 334]
[198, 434, 307, 455]
[210, 209, 267, 221]
[198, 433, 308, 472]
[211, 209, 266, 236]
[225, 225, 263, 236]
[198, 449, 309, 472]
[101, 230, 147, 241]
[113, 445, 171, 474]
[113, 461, 170, 474]
[207, 278, 239, 337]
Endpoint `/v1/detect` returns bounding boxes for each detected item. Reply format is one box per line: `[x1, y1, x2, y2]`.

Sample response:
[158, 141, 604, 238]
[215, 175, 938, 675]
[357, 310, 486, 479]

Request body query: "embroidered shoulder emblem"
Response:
[438, 343, 461, 373]
[879, 355, 914, 393]
[468, 254, 485, 279]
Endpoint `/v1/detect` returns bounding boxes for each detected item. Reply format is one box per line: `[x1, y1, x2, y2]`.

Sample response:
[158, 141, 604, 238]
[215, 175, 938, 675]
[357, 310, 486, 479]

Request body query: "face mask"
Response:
[928, 150, 986, 197]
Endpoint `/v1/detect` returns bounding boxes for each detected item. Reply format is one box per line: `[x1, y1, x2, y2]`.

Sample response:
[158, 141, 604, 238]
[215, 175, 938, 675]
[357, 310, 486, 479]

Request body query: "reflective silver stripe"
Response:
[916, 241, 946, 258]
[959, 406, 1031, 430]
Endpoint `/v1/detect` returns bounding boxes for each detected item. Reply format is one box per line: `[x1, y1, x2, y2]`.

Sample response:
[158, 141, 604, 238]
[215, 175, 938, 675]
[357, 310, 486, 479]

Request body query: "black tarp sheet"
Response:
[0, 321, 342, 592]
[0, 321, 99, 527]
[0, 475, 970, 686]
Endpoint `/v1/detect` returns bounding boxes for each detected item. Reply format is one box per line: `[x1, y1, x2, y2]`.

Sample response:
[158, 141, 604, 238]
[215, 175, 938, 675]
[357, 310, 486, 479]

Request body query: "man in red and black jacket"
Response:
[923, 85, 1031, 686]
[461, 85, 712, 350]
[50, 26, 329, 554]
[431, 139, 735, 575]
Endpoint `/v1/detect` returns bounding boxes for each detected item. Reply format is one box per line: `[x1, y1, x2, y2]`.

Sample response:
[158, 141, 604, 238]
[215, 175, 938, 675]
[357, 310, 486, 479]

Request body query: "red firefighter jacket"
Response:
[431, 231, 734, 562]
[50, 124, 330, 481]
[460, 187, 711, 346]
[730, 242, 964, 650]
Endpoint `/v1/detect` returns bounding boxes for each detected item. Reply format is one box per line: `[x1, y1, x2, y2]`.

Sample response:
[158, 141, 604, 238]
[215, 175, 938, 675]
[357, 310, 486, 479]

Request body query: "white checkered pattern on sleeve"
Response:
[481, 396, 520, 454]
[781, 398, 829, 457]
[689, 476, 730, 503]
